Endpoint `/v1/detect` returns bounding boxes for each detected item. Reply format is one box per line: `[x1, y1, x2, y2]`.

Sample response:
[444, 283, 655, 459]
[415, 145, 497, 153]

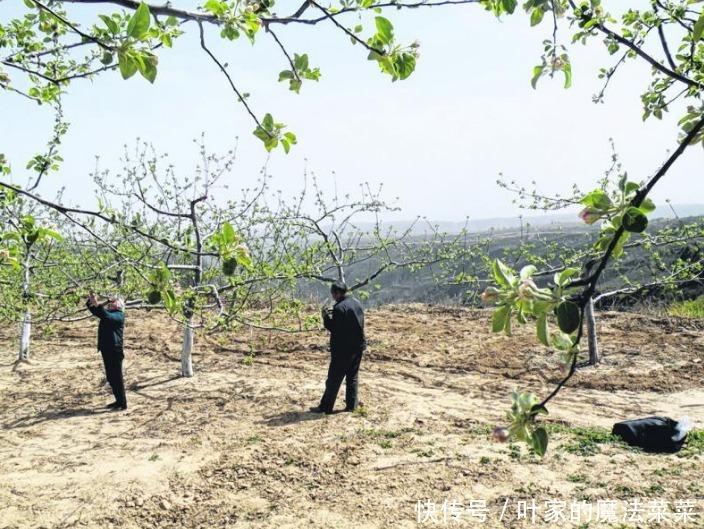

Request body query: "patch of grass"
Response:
[644, 483, 665, 496]
[514, 481, 540, 495]
[352, 406, 369, 418]
[412, 447, 435, 458]
[668, 296, 704, 318]
[358, 427, 415, 439]
[508, 443, 522, 461]
[613, 484, 635, 497]
[479, 456, 491, 464]
[567, 473, 588, 483]
[149, 454, 160, 462]
[548, 424, 620, 457]
[379, 440, 392, 449]
[246, 435, 263, 444]
[678, 429, 704, 457]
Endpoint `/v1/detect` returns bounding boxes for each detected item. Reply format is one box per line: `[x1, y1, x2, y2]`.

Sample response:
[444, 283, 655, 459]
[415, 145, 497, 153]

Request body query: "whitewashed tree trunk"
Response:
[181, 318, 194, 377]
[18, 250, 32, 361]
[18, 310, 31, 361]
[586, 297, 599, 366]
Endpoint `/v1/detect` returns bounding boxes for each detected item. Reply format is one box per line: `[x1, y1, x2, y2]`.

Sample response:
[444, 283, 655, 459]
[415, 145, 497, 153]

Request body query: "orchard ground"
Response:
[1, 305, 703, 528]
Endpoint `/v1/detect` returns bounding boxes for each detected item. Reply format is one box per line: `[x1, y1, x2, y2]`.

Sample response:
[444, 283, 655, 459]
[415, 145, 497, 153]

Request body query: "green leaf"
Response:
[531, 427, 548, 457]
[118, 52, 138, 79]
[530, 404, 549, 416]
[204, 0, 227, 17]
[278, 70, 294, 82]
[624, 181, 640, 194]
[253, 126, 269, 143]
[492, 305, 511, 333]
[501, 0, 517, 13]
[530, 7, 544, 26]
[580, 190, 612, 210]
[139, 53, 158, 83]
[163, 289, 177, 313]
[492, 259, 515, 288]
[693, 11, 704, 42]
[536, 312, 548, 346]
[556, 300, 580, 334]
[393, 52, 416, 81]
[556, 268, 579, 287]
[531, 65, 544, 89]
[41, 229, 62, 241]
[639, 198, 656, 214]
[562, 61, 572, 89]
[281, 138, 290, 153]
[551, 331, 573, 351]
[262, 113, 274, 130]
[612, 242, 624, 259]
[222, 222, 236, 244]
[99, 14, 120, 35]
[374, 16, 394, 45]
[283, 131, 297, 143]
[617, 173, 627, 193]
[126, 2, 151, 39]
[622, 207, 648, 233]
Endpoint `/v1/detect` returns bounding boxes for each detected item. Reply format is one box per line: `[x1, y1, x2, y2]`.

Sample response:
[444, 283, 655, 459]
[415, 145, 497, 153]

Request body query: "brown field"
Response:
[1, 305, 703, 528]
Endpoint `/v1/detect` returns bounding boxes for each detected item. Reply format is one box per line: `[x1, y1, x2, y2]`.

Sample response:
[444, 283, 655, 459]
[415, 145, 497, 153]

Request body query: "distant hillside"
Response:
[351, 204, 704, 236]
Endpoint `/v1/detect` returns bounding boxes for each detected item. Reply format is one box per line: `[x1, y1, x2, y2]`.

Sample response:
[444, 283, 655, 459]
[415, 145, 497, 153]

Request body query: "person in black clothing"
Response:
[310, 281, 366, 414]
[86, 292, 127, 411]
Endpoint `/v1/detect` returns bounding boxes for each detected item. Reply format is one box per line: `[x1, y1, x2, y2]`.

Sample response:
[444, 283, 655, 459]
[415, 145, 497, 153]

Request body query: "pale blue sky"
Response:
[1, 1, 702, 222]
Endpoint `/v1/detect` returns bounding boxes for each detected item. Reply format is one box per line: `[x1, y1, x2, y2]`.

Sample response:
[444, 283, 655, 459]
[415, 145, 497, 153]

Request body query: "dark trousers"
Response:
[101, 349, 126, 406]
[319, 349, 363, 412]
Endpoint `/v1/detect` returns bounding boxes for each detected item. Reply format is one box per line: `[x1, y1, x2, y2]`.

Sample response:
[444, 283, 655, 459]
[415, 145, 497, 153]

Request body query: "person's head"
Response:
[107, 294, 124, 312]
[330, 280, 348, 302]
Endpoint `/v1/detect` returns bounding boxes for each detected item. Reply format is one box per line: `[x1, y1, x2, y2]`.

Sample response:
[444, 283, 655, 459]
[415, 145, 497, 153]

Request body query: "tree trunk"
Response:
[19, 249, 32, 361]
[18, 310, 31, 361]
[586, 297, 599, 366]
[181, 318, 194, 377]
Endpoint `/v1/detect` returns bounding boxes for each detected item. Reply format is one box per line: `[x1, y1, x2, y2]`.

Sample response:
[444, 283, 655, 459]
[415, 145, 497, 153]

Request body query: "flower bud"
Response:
[493, 426, 509, 443]
[481, 287, 500, 304]
[578, 207, 600, 225]
[517, 279, 537, 301]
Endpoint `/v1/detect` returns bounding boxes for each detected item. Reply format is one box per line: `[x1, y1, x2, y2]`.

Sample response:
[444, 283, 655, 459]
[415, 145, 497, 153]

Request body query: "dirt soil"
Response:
[1, 305, 703, 528]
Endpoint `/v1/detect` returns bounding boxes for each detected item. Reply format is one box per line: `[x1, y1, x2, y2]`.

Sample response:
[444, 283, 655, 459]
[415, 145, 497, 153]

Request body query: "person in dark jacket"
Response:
[311, 281, 366, 414]
[87, 292, 127, 410]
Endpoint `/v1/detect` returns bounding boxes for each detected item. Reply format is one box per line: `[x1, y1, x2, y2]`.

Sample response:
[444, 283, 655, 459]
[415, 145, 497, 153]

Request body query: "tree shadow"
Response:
[3, 407, 111, 430]
[127, 374, 181, 399]
[259, 409, 344, 427]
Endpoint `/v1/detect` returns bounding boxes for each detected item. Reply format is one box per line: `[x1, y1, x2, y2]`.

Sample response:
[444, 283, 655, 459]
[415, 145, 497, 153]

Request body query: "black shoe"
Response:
[309, 406, 332, 414]
[106, 401, 120, 409]
[111, 403, 127, 411]
[344, 402, 364, 412]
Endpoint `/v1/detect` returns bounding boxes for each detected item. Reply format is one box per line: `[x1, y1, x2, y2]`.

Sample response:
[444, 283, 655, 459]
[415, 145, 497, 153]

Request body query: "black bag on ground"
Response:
[612, 416, 686, 454]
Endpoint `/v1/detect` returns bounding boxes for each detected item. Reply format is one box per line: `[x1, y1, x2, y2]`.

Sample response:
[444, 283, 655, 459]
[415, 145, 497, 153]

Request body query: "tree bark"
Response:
[586, 297, 599, 366]
[18, 250, 32, 361]
[18, 310, 31, 361]
[181, 318, 194, 377]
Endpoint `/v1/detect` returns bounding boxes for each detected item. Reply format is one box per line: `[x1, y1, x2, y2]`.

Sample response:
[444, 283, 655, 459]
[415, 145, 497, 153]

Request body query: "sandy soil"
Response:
[1, 305, 703, 528]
